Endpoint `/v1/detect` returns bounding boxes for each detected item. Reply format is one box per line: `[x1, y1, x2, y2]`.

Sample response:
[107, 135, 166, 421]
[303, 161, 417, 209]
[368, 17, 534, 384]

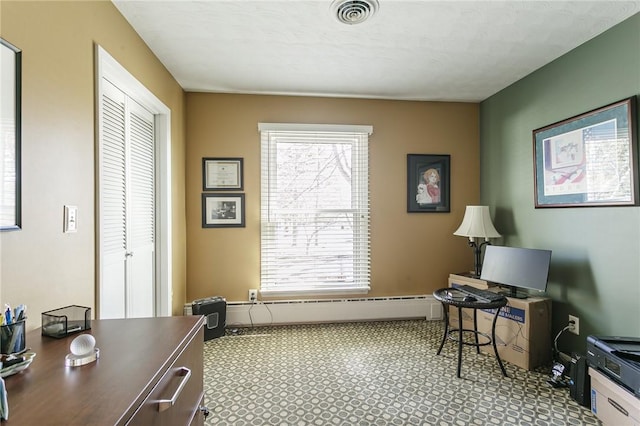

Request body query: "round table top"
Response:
[433, 287, 507, 309]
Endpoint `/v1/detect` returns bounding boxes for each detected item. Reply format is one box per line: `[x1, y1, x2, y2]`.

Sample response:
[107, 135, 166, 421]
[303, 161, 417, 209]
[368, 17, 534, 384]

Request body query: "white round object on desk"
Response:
[70, 334, 96, 357]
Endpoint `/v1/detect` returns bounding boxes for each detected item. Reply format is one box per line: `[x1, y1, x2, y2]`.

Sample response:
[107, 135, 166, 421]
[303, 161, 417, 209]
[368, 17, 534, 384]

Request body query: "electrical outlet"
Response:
[248, 289, 258, 303]
[568, 315, 580, 335]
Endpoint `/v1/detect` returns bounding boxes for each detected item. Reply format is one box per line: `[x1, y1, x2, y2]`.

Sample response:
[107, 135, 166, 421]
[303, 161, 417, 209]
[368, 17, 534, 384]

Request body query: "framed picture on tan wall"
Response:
[202, 157, 243, 191]
[0, 38, 21, 231]
[202, 193, 245, 228]
[407, 154, 450, 213]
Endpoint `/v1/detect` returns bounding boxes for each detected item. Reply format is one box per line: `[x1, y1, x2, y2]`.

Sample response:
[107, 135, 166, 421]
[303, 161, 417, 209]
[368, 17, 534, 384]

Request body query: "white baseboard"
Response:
[209, 295, 443, 327]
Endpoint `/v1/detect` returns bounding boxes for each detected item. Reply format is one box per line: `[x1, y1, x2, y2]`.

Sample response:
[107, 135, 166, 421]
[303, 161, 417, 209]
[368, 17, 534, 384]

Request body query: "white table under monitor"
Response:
[448, 273, 552, 371]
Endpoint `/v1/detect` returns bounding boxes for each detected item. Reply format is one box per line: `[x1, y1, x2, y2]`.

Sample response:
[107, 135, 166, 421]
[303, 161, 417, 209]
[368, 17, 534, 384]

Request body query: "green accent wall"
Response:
[480, 13, 640, 353]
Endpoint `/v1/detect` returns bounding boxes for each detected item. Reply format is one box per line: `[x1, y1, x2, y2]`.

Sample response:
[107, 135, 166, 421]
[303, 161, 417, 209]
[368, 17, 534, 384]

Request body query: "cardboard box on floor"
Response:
[447, 274, 552, 371]
[589, 367, 640, 425]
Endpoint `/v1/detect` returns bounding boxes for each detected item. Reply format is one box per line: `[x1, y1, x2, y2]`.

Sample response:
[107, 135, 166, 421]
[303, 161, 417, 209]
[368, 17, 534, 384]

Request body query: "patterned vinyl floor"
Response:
[202, 320, 599, 425]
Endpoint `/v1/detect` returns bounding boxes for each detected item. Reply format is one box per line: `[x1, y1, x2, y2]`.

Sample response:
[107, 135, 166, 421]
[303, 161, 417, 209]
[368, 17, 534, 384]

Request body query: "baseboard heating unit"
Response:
[185, 295, 442, 327]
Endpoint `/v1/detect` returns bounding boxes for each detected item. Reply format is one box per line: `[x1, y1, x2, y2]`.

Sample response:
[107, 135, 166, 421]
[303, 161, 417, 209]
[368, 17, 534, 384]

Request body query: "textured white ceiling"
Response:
[112, 1, 640, 102]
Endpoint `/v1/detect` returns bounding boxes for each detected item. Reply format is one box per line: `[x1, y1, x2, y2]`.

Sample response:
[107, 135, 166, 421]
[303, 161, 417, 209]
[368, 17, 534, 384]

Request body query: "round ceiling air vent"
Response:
[331, 0, 380, 25]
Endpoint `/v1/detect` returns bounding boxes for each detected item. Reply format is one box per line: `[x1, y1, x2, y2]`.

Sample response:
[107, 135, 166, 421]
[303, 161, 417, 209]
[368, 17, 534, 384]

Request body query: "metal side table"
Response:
[433, 288, 509, 378]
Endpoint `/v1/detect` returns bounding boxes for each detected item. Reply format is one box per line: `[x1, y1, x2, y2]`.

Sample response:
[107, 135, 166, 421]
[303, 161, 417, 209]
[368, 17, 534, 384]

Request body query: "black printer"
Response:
[586, 335, 640, 397]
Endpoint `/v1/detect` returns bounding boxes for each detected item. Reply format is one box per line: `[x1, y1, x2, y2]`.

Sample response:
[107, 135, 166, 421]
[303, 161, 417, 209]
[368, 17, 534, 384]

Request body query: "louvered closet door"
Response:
[100, 81, 127, 319]
[99, 79, 155, 319]
[127, 98, 155, 318]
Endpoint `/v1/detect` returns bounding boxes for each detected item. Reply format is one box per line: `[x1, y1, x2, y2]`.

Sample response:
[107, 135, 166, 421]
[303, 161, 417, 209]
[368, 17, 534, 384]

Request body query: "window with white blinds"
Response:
[259, 123, 372, 295]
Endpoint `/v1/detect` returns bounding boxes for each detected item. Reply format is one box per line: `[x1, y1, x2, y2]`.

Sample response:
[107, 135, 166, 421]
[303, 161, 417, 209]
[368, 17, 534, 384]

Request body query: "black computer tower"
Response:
[191, 297, 226, 341]
[569, 353, 590, 408]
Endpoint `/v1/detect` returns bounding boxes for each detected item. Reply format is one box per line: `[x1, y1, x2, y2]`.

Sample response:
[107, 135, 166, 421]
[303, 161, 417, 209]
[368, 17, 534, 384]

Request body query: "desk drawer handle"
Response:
[157, 367, 191, 412]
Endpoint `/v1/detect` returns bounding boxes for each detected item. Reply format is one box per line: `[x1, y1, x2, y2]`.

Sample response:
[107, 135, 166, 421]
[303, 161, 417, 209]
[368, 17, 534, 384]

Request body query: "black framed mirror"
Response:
[1, 38, 21, 231]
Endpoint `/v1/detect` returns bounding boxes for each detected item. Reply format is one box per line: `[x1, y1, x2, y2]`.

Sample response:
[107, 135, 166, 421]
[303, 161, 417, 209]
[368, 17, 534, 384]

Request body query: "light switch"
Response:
[64, 205, 78, 233]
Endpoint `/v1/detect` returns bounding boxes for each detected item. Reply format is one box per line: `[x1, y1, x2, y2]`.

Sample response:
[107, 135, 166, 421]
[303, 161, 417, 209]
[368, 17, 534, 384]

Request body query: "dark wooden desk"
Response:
[4, 316, 206, 425]
[433, 288, 508, 378]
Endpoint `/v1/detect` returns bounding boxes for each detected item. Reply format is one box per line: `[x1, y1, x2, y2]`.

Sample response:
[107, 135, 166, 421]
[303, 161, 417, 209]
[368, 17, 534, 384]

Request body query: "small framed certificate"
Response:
[202, 157, 243, 191]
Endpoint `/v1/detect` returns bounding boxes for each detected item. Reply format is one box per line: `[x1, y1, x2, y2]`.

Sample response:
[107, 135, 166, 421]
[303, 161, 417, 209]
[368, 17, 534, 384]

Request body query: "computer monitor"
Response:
[480, 246, 552, 298]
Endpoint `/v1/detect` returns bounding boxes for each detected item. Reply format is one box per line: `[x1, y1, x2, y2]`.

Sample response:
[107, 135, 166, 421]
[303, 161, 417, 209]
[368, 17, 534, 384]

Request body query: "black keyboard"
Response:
[457, 285, 505, 302]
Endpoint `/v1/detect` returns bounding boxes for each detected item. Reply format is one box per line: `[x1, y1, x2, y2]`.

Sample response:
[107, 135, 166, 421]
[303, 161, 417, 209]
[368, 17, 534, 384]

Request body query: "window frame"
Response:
[258, 123, 372, 297]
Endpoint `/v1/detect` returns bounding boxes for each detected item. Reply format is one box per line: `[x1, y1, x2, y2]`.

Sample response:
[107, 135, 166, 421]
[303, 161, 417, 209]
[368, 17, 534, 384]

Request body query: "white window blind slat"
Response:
[260, 125, 371, 294]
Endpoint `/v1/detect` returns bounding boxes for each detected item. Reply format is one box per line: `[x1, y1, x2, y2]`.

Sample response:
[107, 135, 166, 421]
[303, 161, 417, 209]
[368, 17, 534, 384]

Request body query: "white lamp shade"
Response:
[453, 206, 501, 239]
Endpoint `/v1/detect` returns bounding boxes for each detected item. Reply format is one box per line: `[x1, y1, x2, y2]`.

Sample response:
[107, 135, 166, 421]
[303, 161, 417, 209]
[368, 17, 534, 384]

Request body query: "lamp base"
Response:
[468, 239, 491, 277]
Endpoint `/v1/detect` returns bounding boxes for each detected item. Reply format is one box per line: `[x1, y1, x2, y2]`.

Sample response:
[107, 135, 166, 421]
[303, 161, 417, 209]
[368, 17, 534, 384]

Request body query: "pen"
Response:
[15, 305, 25, 322]
[4, 306, 11, 325]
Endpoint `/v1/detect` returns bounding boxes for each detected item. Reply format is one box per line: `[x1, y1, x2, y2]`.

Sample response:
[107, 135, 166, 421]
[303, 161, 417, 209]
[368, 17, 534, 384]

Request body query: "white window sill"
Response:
[259, 286, 370, 298]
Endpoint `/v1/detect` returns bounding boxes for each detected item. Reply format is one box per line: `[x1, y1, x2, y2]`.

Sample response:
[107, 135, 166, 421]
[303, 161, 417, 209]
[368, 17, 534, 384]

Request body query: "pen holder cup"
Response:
[1, 319, 26, 355]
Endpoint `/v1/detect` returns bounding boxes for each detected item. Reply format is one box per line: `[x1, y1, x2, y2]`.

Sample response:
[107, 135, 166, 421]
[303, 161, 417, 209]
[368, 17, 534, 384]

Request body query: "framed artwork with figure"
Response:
[407, 154, 450, 213]
[202, 193, 245, 228]
[533, 96, 638, 208]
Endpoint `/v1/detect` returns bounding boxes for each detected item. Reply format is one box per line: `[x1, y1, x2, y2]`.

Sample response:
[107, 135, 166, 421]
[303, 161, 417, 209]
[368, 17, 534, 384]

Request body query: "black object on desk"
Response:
[433, 288, 508, 378]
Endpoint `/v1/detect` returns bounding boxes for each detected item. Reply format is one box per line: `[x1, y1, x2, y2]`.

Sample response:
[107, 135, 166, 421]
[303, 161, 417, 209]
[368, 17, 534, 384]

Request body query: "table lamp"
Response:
[453, 205, 501, 277]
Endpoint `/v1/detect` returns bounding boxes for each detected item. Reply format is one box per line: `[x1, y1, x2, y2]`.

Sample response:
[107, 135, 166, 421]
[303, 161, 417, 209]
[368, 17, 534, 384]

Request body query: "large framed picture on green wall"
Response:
[533, 96, 638, 208]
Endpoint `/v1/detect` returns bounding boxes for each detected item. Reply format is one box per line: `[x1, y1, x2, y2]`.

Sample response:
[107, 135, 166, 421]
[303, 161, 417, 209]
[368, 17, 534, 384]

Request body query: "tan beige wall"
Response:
[0, 1, 187, 329]
[186, 94, 480, 302]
